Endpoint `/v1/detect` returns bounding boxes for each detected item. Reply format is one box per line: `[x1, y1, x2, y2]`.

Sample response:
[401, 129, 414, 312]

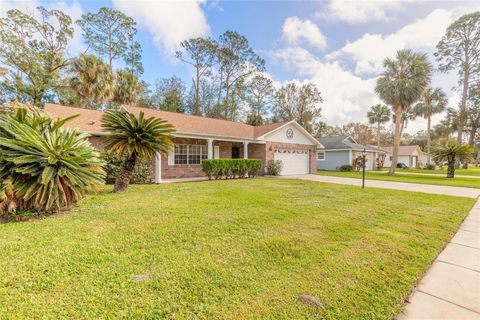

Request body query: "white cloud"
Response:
[282, 16, 327, 50]
[319, 0, 406, 23]
[329, 9, 453, 75]
[270, 47, 381, 125]
[112, 0, 210, 55]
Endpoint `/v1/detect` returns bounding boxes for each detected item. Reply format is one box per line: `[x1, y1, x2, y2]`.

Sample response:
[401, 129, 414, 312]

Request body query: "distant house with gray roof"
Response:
[316, 136, 387, 171]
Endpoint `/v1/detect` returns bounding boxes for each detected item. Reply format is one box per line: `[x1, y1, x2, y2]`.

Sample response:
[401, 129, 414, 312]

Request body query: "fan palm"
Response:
[414, 87, 448, 164]
[0, 107, 105, 213]
[101, 110, 175, 192]
[70, 54, 114, 108]
[367, 104, 391, 147]
[113, 70, 143, 106]
[431, 143, 473, 178]
[375, 49, 431, 174]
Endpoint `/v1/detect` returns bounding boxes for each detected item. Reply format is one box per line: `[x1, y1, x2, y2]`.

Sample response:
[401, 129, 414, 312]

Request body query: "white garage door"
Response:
[274, 149, 310, 175]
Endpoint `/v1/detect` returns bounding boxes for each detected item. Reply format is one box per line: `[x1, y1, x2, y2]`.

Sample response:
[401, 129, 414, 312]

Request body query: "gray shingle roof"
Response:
[317, 135, 386, 152]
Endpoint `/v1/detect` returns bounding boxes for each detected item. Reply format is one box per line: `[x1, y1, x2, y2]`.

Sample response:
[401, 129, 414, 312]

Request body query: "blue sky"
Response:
[2, 0, 480, 133]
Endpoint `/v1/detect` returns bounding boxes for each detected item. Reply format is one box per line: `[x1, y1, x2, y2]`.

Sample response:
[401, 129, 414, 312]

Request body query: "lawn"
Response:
[0, 179, 474, 319]
[318, 170, 480, 188]
[380, 167, 480, 177]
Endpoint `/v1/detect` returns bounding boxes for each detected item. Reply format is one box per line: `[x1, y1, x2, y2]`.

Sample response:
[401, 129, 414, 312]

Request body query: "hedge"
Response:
[202, 159, 263, 180]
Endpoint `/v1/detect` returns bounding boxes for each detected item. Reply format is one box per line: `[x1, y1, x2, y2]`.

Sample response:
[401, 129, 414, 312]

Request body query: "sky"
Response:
[1, 0, 480, 134]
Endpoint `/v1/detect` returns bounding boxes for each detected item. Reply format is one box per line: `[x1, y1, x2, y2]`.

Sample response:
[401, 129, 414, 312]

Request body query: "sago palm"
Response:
[375, 49, 431, 174]
[414, 87, 448, 164]
[113, 70, 143, 106]
[367, 104, 391, 147]
[70, 54, 114, 108]
[431, 143, 473, 178]
[0, 107, 105, 213]
[101, 110, 174, 192]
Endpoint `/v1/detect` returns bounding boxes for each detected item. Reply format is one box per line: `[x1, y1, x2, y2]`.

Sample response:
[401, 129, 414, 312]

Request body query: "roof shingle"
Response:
[44, 103, 288, 140]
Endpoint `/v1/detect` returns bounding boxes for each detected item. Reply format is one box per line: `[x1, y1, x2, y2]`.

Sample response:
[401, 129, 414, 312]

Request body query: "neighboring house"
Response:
[45, 104, 323, 181]
[383, 145, 425, 168]
[316, 136, 387, 171]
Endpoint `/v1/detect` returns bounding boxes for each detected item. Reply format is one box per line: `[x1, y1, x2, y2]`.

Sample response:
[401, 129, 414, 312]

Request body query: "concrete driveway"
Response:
[277, 174, 480, 198]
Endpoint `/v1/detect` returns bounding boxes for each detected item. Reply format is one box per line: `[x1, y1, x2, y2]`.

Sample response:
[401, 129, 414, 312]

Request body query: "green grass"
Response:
[318, 170, 480, 188]
[380, 167, 480, 177]
[0, 179, 475, 319]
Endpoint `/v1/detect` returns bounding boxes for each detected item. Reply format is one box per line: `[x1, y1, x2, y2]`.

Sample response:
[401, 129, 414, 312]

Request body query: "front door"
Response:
[232, 146, 241, 158]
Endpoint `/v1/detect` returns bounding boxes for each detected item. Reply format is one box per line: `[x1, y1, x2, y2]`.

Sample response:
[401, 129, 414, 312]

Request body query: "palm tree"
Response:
[70, 54, 115, 108]
[113, 70, 143, 106]
[375, 49, 431, 174]
[433, 119, 454, 142]
[413, 87, 448, 164]
[431, 143, 473, 178]
[101, 110, 174, 192]
[367, 104, 391, 147]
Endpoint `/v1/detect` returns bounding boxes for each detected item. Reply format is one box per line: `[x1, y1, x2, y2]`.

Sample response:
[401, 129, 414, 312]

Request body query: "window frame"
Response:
[174, 144, 208, 165]
[317, 151, 326, 161]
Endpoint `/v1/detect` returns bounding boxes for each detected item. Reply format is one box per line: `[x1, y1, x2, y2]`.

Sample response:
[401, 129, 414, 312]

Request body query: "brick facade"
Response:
[161, 137, 207, 179]
[89, 136, 317, 180]
[266, 141, 317, 174]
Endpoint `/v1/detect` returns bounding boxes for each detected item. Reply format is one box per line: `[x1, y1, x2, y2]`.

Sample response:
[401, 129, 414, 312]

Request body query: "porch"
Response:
[155, 136, 266, 182]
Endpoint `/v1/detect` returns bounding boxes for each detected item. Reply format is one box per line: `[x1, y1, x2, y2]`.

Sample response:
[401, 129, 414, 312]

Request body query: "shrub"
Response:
[0, 107, 105, 215]
[424, 163, 436, 170]
[338, 165, 353, 172]
[266, 160, 283, 176]
[202, 159, 263, 180]
[103, 152, 153, 184]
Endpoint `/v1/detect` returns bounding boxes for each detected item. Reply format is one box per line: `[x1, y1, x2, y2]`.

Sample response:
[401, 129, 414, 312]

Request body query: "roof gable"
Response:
[317, 135, 385, 152]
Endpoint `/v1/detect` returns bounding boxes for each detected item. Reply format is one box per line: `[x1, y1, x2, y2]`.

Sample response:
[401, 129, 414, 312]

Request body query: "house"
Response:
[383, 145, 425, 168]
[316, 135, 387, 171]
[44, 104, 323, 181]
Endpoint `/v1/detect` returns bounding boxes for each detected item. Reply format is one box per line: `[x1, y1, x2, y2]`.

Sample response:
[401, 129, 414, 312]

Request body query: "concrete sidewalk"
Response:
[277, 174, 480, 198]
[390, 171, 480, 179]
[397, 199, 480, 320]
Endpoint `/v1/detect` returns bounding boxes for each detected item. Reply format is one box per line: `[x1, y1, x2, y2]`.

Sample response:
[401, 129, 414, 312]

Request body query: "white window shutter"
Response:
[168, 149, 175, 165]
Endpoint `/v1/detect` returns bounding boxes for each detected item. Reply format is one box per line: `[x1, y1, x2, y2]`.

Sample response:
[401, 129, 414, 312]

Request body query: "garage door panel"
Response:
[274, 149, 309, 175]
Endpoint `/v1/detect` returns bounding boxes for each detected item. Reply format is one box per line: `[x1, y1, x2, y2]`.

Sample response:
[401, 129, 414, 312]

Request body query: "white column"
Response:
[155, 152, 161, 183]
[243, 141, 249, 159]
[207, 138, 213, 159]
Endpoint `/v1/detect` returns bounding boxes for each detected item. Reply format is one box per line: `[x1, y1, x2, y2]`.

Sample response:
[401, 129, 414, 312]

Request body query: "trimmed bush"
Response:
[338, 165, 353, 172]
[202, 159, 262, 180]
[266, 160, 283, 176]
[424, 164, 435, 170]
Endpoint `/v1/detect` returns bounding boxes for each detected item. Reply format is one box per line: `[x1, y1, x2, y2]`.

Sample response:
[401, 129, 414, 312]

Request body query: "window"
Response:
[389, 156, 393, 161]
[174, 144, 207, 165]
[317, 151, 325, 161]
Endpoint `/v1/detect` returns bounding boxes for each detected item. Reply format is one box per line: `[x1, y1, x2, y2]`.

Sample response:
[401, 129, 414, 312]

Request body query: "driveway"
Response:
[277, 174, 480, 198]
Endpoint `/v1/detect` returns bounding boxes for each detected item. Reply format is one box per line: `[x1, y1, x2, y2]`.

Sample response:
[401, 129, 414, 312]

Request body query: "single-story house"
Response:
[316, 135, 387, 171]
[383, 145, 426, 168]
[45, 104, 323, 182]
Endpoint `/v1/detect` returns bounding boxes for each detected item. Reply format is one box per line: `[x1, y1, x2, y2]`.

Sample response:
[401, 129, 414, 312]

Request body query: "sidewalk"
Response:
[390, 171, 480, 179]
[277, 174, 480, 198]
[396, 199, 480, 320]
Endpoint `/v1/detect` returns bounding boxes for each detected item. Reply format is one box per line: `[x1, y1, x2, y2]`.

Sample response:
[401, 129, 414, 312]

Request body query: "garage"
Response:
[274, 149, 310, 175]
